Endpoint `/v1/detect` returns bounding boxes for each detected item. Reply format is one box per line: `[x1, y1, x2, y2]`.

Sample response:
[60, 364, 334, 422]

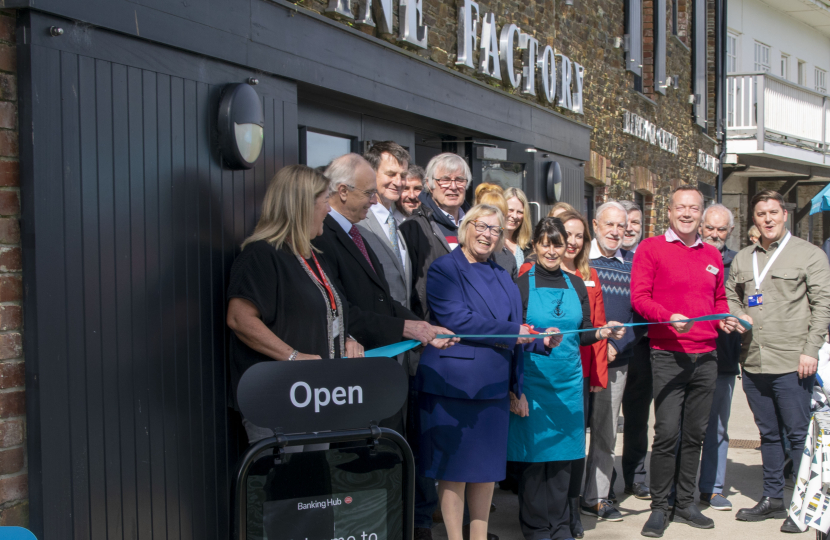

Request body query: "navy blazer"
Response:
[416, 247, 545, 400]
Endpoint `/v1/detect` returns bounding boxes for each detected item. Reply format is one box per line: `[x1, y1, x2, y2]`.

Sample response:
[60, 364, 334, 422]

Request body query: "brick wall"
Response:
[297, 0, 720, 236]
[0, 10, 26, 529]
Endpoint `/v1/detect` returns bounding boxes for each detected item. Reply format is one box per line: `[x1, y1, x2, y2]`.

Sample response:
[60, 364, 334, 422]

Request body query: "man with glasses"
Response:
[696, 204, 741, 512]
[401, 153, 472, 321]
[631, 186, 746, 537]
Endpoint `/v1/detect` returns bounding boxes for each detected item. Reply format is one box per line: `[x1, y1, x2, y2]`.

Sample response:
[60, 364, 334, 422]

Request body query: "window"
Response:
[583, 183, 595, 223]
[693, 0, 707, 127]
[753, 42, 770, 72]
[655, 0, 667, 95]
[672, 0, 678, 35]
[301, 129, 353, 168]
[626, 0, 644, 78]
[726, 32, 737, 73]
[799, 61, 807, 85]
[816, 68, 827, 93]
[780, 54, 789, 79]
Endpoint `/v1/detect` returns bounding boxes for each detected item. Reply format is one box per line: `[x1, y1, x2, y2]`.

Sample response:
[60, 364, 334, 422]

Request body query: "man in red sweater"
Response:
[631, 186, 745, 537]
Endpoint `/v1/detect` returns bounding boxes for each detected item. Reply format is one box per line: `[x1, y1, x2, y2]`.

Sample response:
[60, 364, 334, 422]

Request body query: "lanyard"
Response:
[301, 252, 337, 312]
[752, 231, 791, 293]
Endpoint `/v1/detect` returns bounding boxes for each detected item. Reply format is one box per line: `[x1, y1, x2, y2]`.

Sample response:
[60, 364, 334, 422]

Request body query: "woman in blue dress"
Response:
[416, 204, 562, 540]
[508, 217, 626, 540]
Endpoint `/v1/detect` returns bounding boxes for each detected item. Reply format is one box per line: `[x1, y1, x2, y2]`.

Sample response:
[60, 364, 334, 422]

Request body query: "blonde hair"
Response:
[504, 187, 532, 251]
[748, 224, 761, 242]
[474, 183, 508, 217]
[241, 165, 330, 258]
[548, 201, 577, 217]
[557, 209, 592, 280]
[458, 204, 506, 253]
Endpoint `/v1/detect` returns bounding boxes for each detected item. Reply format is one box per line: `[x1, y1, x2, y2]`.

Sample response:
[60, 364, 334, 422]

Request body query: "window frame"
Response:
[753, 41, 770, 73]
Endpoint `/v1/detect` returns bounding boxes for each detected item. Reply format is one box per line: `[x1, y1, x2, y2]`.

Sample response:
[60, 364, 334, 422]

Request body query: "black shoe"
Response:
[671, 504, 714, 529]
[490, 502, 496, 513]
[641, 510, 669, 538]
[781, 516, 806, 533]
[569, 497, 585, 539]
[414, 528, 433, 540]
[625, 483, 651, 500]
[735, 497, 787, 522]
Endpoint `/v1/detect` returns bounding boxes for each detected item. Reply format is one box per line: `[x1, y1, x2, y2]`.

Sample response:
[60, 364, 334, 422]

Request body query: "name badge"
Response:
[332, 316, 341, 338]
[748, 294, 763, 307]
[706, 264, 719, 275]
[584, 281, 595, 287]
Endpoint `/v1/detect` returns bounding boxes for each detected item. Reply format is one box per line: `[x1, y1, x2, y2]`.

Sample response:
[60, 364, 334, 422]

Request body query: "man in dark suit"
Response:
[312, 153, 455, 352]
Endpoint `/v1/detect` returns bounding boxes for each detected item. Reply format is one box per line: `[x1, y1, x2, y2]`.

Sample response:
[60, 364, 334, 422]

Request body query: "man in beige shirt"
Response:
[726, 190, 830, 533]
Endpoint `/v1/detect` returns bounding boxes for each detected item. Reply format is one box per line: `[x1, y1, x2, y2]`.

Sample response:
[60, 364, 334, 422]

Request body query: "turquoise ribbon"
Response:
[364, 313, 751, 357]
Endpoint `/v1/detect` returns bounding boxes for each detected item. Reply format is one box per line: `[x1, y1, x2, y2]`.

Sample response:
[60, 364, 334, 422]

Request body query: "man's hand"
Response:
[510, 392, 530, 417]
[798, 354, 818, 379]
[670, 314, 694, 334]
[542, 327, 563, 348]
[607, 345, 618, 363]
[718, 316, 746, 334]
[295, 353, 323, 361]
[429, 326, 459, 349]
[590, 386, 604, 393]
[345, 339, 364, 358]
[600, 321, 627, 340]
[517, 324, 536, 345]
[739, 314, 754, 327]
[402, 320, 439, 345]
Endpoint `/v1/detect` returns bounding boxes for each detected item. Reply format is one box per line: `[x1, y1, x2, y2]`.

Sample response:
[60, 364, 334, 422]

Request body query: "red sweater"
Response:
[631, 235, 728, 353]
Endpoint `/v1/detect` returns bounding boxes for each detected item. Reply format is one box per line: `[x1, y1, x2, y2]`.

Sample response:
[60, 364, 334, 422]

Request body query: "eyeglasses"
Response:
[434, 176, 468, 189]
[471, 220, 504, 236]
[345, 185, 378, 199]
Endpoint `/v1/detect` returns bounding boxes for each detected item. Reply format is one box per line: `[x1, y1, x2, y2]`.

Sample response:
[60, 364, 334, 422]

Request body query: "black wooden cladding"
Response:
[18, 13, 298, 539]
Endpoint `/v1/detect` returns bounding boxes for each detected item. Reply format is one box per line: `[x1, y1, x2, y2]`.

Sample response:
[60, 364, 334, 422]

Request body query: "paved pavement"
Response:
[431, 378, 809, 540]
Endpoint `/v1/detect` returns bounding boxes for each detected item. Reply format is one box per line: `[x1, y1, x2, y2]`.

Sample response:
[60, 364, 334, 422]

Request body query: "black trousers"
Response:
[568, 376, 590, 498]
[517, 461, 572, 540]
[742, 370, 814, 499]
[622, 337, 652, 486]
[649, 349, 717, 511]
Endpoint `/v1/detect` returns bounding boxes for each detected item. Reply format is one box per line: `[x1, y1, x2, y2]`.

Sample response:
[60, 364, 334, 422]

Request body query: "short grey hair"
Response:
[407, 164, 426, 187]
[325, 153, 369, 194]
[425, 153, 472, 191]
[702, 203, 735, 229]
[458, 204, 506, 253]
[595, 201, 628, 224]
[619, 200, 642, 215]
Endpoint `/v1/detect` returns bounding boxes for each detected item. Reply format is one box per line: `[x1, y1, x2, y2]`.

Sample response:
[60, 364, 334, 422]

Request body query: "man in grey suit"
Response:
[358, 141, 413, 312]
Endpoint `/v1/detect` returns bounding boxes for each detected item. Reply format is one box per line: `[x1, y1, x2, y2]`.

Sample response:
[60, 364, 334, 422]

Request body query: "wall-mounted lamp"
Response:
[525, 147, 538, 153]
[688, 94, 697, 104]
[614, 37, 623, 48]
[218, 82, 265, 170]
[545, 161, 563, 204]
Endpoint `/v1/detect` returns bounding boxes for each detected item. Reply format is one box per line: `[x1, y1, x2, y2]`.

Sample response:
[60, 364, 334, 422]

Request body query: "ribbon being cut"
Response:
[364, 313, 752, 358]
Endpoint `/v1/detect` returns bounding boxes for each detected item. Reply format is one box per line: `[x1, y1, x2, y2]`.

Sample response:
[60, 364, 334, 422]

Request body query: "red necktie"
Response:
[348, 226, 375, 273]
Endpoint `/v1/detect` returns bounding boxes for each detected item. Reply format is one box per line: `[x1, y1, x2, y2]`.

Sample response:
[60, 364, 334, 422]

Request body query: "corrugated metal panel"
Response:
[560, 167, 585, 211]
[21, 18, 297, 540]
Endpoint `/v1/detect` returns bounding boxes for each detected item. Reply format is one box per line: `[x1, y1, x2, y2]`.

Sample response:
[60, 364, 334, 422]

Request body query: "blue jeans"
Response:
[698, 373, 736, 494]
[742, 370, 814, 499]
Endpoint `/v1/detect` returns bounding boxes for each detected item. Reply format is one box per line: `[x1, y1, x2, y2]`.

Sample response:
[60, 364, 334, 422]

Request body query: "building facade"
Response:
[0, 0, 722, 537]
[724, 0, 830, 251]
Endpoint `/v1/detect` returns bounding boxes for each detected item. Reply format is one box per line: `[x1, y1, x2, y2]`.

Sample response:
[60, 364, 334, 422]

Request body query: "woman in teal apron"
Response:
[508, 217, 626, 540]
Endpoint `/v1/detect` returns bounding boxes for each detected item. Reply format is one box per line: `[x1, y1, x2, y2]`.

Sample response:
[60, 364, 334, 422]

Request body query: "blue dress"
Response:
[417, 248, 540, 483]
[507, 268, 585, 462]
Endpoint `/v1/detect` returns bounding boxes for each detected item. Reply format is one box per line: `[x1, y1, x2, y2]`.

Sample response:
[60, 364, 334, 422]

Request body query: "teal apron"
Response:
[507, 267, 585, 462]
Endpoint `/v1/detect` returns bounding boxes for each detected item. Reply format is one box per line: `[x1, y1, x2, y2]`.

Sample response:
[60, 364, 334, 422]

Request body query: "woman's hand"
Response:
[542, 327, 563, 348]
[590, 386, 604, 393]
[430, 326, 461, 349]
[345, 339, 364, 358]
[517, 324, 536, 345]
[510, 392, 530, 417]
[294, 353, 322, 361]
[597, 321, 626, 340]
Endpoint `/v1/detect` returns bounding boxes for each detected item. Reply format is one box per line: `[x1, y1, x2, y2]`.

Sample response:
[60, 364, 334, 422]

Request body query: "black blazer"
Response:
[313, 214, 421, 350]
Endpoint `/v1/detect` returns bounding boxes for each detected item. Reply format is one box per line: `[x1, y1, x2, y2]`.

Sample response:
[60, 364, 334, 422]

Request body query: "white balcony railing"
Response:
[726, 72, 830, 152]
